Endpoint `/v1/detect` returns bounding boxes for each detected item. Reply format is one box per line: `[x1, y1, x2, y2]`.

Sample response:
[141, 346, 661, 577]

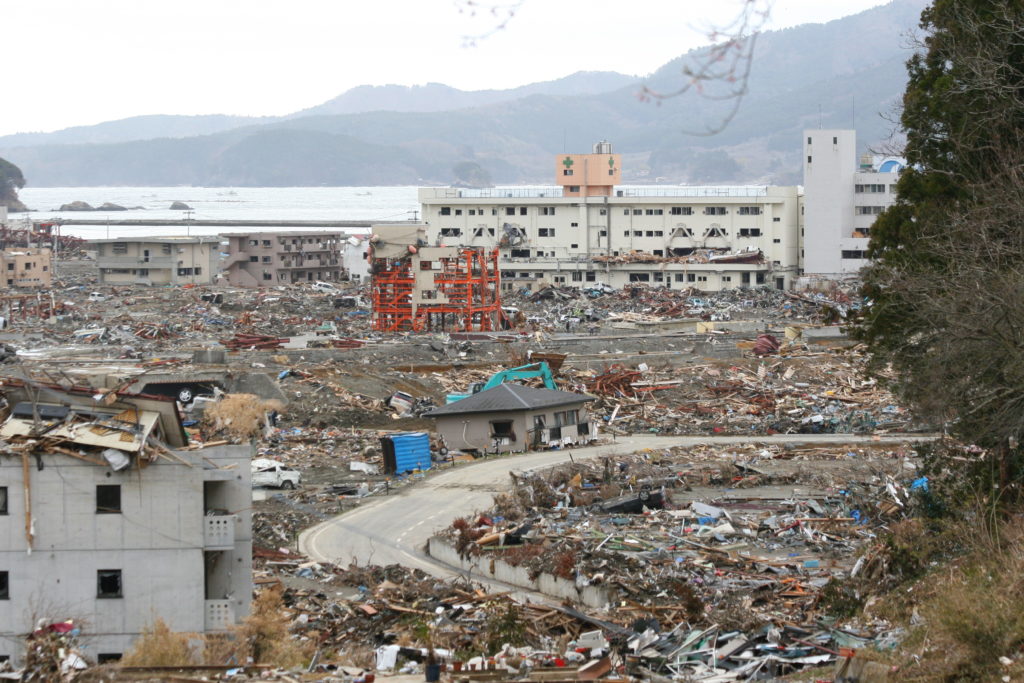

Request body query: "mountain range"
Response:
[0, 0, 927, 188]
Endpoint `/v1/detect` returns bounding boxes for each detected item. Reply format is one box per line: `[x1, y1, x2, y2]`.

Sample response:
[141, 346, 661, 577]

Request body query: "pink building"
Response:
[221, 232, 344, 287]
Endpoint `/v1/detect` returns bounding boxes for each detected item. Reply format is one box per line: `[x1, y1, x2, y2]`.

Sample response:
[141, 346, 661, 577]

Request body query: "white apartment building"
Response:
[802, 129, 904, 278]
[419, 144, 801, 292]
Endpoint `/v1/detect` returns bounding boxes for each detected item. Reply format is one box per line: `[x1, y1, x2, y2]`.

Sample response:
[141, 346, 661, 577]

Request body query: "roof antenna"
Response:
[818, 104, 823, 129]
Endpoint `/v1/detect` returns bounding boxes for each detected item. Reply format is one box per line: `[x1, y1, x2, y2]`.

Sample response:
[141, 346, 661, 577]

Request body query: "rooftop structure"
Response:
[0, 247, 51, 289]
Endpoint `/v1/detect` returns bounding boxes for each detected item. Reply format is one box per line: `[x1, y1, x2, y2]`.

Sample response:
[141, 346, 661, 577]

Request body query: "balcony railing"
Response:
[205, 600, 234, 631]
[203, 515, 236, 551]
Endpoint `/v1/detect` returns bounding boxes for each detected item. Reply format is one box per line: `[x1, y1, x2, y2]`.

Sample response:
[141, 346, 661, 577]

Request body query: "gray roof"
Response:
[424, 383, 594, 417]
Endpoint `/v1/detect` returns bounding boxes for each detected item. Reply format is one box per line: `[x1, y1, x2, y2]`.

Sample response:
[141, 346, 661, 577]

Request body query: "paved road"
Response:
[299, 433, 934, 580]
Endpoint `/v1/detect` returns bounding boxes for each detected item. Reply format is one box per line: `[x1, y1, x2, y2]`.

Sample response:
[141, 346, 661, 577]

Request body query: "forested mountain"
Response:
[0, 0, 927, 187]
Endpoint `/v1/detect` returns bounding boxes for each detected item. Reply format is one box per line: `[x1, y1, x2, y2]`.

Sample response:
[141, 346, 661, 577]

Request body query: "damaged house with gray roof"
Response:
[424, 383, 596, 454]
[0, 380, 252, 665]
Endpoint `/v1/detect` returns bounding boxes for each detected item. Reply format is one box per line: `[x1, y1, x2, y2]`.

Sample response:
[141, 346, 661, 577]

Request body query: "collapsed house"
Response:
[0, 381, 252, 665]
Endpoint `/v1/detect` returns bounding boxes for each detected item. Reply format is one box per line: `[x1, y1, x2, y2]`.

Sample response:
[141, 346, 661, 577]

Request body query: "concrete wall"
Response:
[428, 536, 610, 609]
[92, 239, 219, 286]
[0, 444, 252, 664]
[222, 232, 343, 287]
[0, 248, 52, 289]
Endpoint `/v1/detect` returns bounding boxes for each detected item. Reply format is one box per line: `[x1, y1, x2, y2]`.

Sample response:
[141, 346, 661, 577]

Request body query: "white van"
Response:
[311, 281, 339, 294]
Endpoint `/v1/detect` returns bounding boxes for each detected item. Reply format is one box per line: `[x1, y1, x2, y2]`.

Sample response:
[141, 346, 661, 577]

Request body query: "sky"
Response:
[1, 0, 892, 136]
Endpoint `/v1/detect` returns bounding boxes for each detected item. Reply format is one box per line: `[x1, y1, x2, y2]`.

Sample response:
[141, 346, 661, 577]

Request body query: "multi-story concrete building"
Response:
[418, 142, 801, 292]
[222, 232, 344, 287]
[0, 247, 52, 289]
[0, 383, 252, 664]
[91, 236, 221, 286]
[801, 129, 904, 278]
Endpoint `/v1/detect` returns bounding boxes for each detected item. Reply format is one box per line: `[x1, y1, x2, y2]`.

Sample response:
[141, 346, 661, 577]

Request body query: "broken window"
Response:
[0, 486, 6, 514]
[706, 226, 726, 238]
[490, 421, 515, 440]
[841, 250, 867, 259]
[96, 485, 121, 514]
[739, 228, 762, 237]
[97, 570, 123, 598]
[0, 571, 7, 599]
[538, 228, 555, 237]
[519, 207, 527, 216]
[629, 273, 650, 282]
[738, 206, 761, 215]
[703, 207, 727, 216]
[454, 209, 462, 216]
[510, 249, 530, 258]
[585, 271, 596, 282]
[439, 228, 462, 237]
[249, 256, 259, 262]
[671, 207, 693, 216]
[439, 207, 451, 216]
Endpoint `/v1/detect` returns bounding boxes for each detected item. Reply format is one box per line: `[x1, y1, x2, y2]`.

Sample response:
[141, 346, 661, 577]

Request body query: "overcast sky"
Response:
[2, 0, 891, 136]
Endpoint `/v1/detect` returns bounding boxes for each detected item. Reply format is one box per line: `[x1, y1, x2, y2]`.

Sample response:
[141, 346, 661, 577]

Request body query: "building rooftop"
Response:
[88, 235, 222, 244]
[424, 383, 593, 417]
[421, 185, 775, 200]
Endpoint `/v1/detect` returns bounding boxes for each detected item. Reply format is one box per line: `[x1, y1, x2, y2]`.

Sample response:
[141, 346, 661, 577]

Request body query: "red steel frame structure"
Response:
[372, 248, 502, 333]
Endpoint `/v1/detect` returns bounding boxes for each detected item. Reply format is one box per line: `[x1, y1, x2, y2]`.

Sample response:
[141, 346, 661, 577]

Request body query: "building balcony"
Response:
[205, 599, 235, 632]
[97, 256, 178, 269]
[203, 514, 237, 551]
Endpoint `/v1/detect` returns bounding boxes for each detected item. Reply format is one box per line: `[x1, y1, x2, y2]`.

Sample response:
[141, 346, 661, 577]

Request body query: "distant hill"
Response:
[0, 114, 270, 149]
[0, 0, 928, 187]
[290, 71, 639, 117]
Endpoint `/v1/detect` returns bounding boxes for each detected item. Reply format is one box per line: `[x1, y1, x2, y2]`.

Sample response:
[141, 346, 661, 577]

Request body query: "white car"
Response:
[251, 459, 301, 489]
[311, 281, 340, 294]
[88, 292, 106, 302]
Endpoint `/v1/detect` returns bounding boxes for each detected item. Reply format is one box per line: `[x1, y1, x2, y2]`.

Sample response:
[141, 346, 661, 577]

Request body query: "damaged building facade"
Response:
[0, 248, 52, 289]
[419, 142, 802, 293]
[0, 383, 252, 664]
[222, 231, 344, 287]
[368, 224, 502, 333]
[90, 237, 220, 286]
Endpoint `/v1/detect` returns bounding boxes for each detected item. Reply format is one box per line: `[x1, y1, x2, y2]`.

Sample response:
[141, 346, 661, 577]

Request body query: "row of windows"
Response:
[854, 184, 896, 193]
[855, 206, 885, 215]
[0, 484, 121, 515]
[4, 262, 47, 272]
[0, 569, 122, 600]
[439, 205, 769, 218]
[842, 250, 867, 259]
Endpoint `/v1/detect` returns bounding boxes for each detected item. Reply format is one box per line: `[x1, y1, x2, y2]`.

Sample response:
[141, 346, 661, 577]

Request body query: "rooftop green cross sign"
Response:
[562, 156, 574, 168]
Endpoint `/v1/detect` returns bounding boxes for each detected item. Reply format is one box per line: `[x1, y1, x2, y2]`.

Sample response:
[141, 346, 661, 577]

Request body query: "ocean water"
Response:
[16, 186, 420, 239]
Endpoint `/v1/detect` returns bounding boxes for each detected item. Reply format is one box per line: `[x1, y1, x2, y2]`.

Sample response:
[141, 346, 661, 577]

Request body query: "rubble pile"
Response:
[434, 443, 921, 678]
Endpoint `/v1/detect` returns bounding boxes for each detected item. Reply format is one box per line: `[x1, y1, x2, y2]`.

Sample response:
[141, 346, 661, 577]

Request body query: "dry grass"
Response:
[202, 394, 284, 441]
[880, 515, 1024, 681]
[235, 586, 314, 668]
[120, 618, 200, 667]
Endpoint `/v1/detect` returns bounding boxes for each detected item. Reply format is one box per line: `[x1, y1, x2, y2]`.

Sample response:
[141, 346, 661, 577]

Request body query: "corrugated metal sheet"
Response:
[382, 431, 432, 474]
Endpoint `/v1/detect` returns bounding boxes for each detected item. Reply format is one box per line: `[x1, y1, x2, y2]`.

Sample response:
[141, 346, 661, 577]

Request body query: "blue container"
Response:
[381, 432, 432, 475]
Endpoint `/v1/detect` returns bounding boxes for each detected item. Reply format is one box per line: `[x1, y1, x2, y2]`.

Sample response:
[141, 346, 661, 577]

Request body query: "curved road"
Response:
[299, 433, 934, 580]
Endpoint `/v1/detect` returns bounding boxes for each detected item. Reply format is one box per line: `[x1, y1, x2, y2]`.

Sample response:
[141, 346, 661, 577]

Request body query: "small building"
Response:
[343, 234, 371, 282]
[90, 236, 220, 286]
[0, 247, 52, 288]
[423, 383, 595, 453]
[0, 382, 252, 664]
[221, 231, 344, 287]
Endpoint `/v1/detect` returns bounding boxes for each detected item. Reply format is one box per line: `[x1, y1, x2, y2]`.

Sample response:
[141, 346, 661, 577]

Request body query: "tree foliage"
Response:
[0, 156, 26, 210]
[855, 0, 1024, 500]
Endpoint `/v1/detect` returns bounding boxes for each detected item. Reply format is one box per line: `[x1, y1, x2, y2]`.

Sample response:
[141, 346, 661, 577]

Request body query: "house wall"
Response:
[433, 402, 592, 453]
[0, 444, 251, 664]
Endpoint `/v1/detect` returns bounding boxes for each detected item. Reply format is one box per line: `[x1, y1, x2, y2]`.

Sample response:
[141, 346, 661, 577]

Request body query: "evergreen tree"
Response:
[855, 0, 1024, 499]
